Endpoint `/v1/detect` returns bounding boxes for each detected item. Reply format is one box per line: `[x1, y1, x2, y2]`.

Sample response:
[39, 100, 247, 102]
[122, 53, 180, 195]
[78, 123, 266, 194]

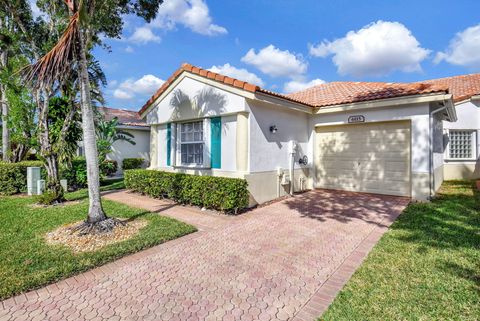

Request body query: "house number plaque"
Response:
[348, 115, 365, 123]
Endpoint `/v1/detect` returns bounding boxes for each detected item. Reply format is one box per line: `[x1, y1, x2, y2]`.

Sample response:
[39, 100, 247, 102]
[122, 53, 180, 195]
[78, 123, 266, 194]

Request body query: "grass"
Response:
[0, 180, 196, 301]
[321, 180, 480, 320]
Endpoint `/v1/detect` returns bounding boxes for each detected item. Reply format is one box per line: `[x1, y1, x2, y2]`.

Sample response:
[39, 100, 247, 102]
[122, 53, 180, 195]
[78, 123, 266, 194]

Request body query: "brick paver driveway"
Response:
[0, 189, 409, 321]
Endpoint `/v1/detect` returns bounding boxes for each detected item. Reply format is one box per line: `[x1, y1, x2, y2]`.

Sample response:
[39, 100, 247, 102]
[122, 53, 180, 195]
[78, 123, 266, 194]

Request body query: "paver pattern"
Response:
[0, 189, 409, 321]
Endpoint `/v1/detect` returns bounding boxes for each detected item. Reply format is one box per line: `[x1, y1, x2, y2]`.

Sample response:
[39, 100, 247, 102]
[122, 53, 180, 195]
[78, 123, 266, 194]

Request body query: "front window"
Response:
[449, 130, 476, 159]
[180, 121, 204, 165]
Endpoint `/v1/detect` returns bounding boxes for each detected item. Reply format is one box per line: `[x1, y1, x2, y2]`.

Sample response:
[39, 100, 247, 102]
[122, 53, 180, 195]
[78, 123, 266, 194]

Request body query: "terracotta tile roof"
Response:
[285, 81, 449, 108]
[98, 107, 147, 127]
[138, 63, 314, 115]
[419, 73, 480, 103]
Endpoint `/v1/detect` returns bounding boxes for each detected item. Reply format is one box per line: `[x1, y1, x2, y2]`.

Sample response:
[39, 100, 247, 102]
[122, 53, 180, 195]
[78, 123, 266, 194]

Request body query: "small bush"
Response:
[124, 169, 250, 213]
[0, 161, 44, 195]
[35, 190, 61, 205]
[122, 158, 145, 170]
[61, 158, 119, 189]
[100, 160, 118, 176]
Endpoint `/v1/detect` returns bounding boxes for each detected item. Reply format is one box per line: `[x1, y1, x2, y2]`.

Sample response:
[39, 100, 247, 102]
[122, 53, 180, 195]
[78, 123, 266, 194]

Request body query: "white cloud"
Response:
[434, 24, 480, 69]
[113, 75, 165, 100]
[208, 63, 265, 87]
[125, 46, 134, 53]
[113, 89, 133, 100]
[150, 0, 227, 36]
[241, 45, 307, 78]
[283, 78, 326, 93]
[128, 27, 161, 44]
[309, 21, 430, 77]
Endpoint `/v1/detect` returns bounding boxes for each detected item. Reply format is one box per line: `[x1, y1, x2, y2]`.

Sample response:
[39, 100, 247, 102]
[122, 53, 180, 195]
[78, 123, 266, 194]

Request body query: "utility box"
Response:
[60, 179, 68, 192]
[37, 180, 46, 195]
[27, 167, 42, 196]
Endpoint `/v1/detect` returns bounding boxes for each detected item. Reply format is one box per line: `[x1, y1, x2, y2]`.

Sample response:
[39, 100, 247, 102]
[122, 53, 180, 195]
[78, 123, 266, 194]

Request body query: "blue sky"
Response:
[91, 0, 480, 111]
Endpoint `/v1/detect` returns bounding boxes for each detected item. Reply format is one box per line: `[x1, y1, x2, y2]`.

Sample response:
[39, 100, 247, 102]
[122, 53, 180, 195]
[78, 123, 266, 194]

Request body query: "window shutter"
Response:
[210, 117, 221, 169]
[166, 123, 171, 166]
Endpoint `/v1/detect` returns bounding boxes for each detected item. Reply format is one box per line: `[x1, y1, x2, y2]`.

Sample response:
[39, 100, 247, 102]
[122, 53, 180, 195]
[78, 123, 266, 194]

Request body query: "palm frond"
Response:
[22, 12, 79, 89]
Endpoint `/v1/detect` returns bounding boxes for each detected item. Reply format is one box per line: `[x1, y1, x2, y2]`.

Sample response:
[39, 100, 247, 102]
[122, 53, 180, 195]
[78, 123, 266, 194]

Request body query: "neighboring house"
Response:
[78, 107, 150, 174]
[139, 63, 457, 205]
[420, 74, 480, 180]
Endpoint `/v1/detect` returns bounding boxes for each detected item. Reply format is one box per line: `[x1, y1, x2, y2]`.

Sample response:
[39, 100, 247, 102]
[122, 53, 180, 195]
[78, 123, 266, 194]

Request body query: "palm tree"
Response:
[23, 1, 116, 233]
[23, 0, 163, 234]
[96, 117, 136, 160]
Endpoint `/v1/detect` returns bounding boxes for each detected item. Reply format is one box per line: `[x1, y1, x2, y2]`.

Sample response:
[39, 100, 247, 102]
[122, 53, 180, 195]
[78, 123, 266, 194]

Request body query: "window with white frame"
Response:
[180, 121, 204, 165]
[448, 130, 476, 159]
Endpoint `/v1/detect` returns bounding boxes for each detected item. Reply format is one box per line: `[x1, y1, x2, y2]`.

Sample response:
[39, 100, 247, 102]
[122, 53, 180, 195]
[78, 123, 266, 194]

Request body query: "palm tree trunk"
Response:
[77, 26, 106, 223]
[0, 23, 9, 162]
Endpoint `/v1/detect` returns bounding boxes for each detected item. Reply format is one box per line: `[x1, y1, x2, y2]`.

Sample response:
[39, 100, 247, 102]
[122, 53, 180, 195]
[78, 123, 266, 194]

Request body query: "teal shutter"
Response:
[166, 123, 171, 166]
[210, 117, 221, 168]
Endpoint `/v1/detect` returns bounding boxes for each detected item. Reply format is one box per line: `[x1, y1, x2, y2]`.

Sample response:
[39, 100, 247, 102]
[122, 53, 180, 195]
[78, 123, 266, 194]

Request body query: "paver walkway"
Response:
[0, 189, 409, 321]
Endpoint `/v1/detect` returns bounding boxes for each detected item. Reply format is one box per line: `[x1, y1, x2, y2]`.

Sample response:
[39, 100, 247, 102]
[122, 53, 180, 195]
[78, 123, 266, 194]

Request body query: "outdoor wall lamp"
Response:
[269, 125, 278, 134]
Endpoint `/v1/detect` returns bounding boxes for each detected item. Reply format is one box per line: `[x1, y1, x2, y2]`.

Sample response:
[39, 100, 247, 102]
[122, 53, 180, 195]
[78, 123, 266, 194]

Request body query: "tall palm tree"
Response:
[23, 0, 118, 233]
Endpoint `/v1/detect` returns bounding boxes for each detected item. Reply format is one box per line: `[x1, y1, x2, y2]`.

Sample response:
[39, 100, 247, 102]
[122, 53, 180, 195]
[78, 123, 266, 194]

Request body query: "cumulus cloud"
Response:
[208, 63, 265, 86]
[125, 46, 135, 53]
[434, 24, 480, 69]
[150, 0, 227, 36]
[309, 21, 430, 77]
[128, 27, 161, 44]
[283, 78, 326, 93]
[113, 75, 165, 100]
[241, 45, 307, 78]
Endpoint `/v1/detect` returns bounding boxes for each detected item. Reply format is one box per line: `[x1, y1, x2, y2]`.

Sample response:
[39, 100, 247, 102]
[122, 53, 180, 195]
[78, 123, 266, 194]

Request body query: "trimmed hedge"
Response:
[0, 161, 44, 195]
[122, 158, 145, 170]
[124, 169, 249, 213]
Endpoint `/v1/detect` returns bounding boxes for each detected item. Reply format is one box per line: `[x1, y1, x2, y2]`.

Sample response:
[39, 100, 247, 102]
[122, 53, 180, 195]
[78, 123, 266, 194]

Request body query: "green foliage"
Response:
[0, 161, 43, 195]
[48, 96, 82, 164]
[100, 159, 118, 176]
[35, 190, 60, 205]
[61, 157, 117, 189]
[124, 169, 250, 213]
[122, 158, 144, 170]
[96, 117, 136, 161]
[0, 181, 195, 300]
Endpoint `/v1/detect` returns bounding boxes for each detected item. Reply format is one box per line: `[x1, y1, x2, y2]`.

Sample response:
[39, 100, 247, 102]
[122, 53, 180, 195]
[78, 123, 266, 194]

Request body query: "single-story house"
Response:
[78, 107, 150, 174]
[139, 63, 458, 205]
[419, 74, 480, 180]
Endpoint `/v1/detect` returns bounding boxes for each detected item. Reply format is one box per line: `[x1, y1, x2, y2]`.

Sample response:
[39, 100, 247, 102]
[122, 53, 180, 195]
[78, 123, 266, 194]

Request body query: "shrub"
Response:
[124, 169, 250, 213]
[0, 161, 44, 195]
[61, 158, 117, 189]
[122, 158, 145, 170]
[100, 160, 118, 176]
[35, 190, 61, 205]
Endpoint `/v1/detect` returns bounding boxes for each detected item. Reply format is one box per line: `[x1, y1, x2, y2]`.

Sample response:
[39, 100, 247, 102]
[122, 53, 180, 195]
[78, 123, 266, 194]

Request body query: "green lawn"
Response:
[321, 181, 480, 320]
[0, 181, 196, 300]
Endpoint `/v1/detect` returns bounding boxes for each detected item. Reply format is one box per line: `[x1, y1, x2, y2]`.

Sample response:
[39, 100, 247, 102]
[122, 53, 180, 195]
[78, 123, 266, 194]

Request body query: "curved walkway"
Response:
[0, 189, 409, 321]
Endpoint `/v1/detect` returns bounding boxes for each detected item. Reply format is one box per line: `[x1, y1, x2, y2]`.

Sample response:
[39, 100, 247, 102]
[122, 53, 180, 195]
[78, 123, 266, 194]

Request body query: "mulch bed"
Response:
[45, 218, 147, 253]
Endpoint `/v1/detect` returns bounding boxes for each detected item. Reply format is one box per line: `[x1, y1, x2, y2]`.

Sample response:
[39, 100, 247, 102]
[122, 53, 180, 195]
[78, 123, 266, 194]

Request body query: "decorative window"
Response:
[180, 121, 204, 165]
[448, 130, 476, 159]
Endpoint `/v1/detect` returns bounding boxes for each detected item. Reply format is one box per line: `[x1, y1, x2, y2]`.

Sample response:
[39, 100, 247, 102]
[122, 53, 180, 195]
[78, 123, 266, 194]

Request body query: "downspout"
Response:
[289, 140, 297, 195]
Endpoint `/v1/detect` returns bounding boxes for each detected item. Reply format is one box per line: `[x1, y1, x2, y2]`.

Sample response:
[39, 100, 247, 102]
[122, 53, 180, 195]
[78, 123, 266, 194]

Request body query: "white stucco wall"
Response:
[247, 100, 310, 173]
[145, 76, 247, 125]
[107, 128, 150, 173]
[442, 100, 480, 179]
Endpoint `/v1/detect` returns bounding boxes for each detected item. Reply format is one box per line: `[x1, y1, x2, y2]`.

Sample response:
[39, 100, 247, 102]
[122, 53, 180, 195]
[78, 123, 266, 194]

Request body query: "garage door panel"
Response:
[315, 121, 411, 197]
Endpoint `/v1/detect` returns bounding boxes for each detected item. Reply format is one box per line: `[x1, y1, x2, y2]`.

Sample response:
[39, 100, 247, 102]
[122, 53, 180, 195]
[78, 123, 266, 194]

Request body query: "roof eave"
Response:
[314, 92, 451, 114]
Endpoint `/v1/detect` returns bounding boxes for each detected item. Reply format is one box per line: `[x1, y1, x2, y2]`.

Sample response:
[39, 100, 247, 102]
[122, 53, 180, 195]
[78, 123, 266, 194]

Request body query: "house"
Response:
[78, 107, 150, 174]
[419, 74, 480, 180]
[139, 63, 457, 205]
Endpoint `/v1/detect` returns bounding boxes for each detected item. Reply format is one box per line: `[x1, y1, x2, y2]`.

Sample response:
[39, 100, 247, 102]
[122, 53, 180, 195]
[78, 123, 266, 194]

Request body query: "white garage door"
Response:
[315, 121, 411, 197]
